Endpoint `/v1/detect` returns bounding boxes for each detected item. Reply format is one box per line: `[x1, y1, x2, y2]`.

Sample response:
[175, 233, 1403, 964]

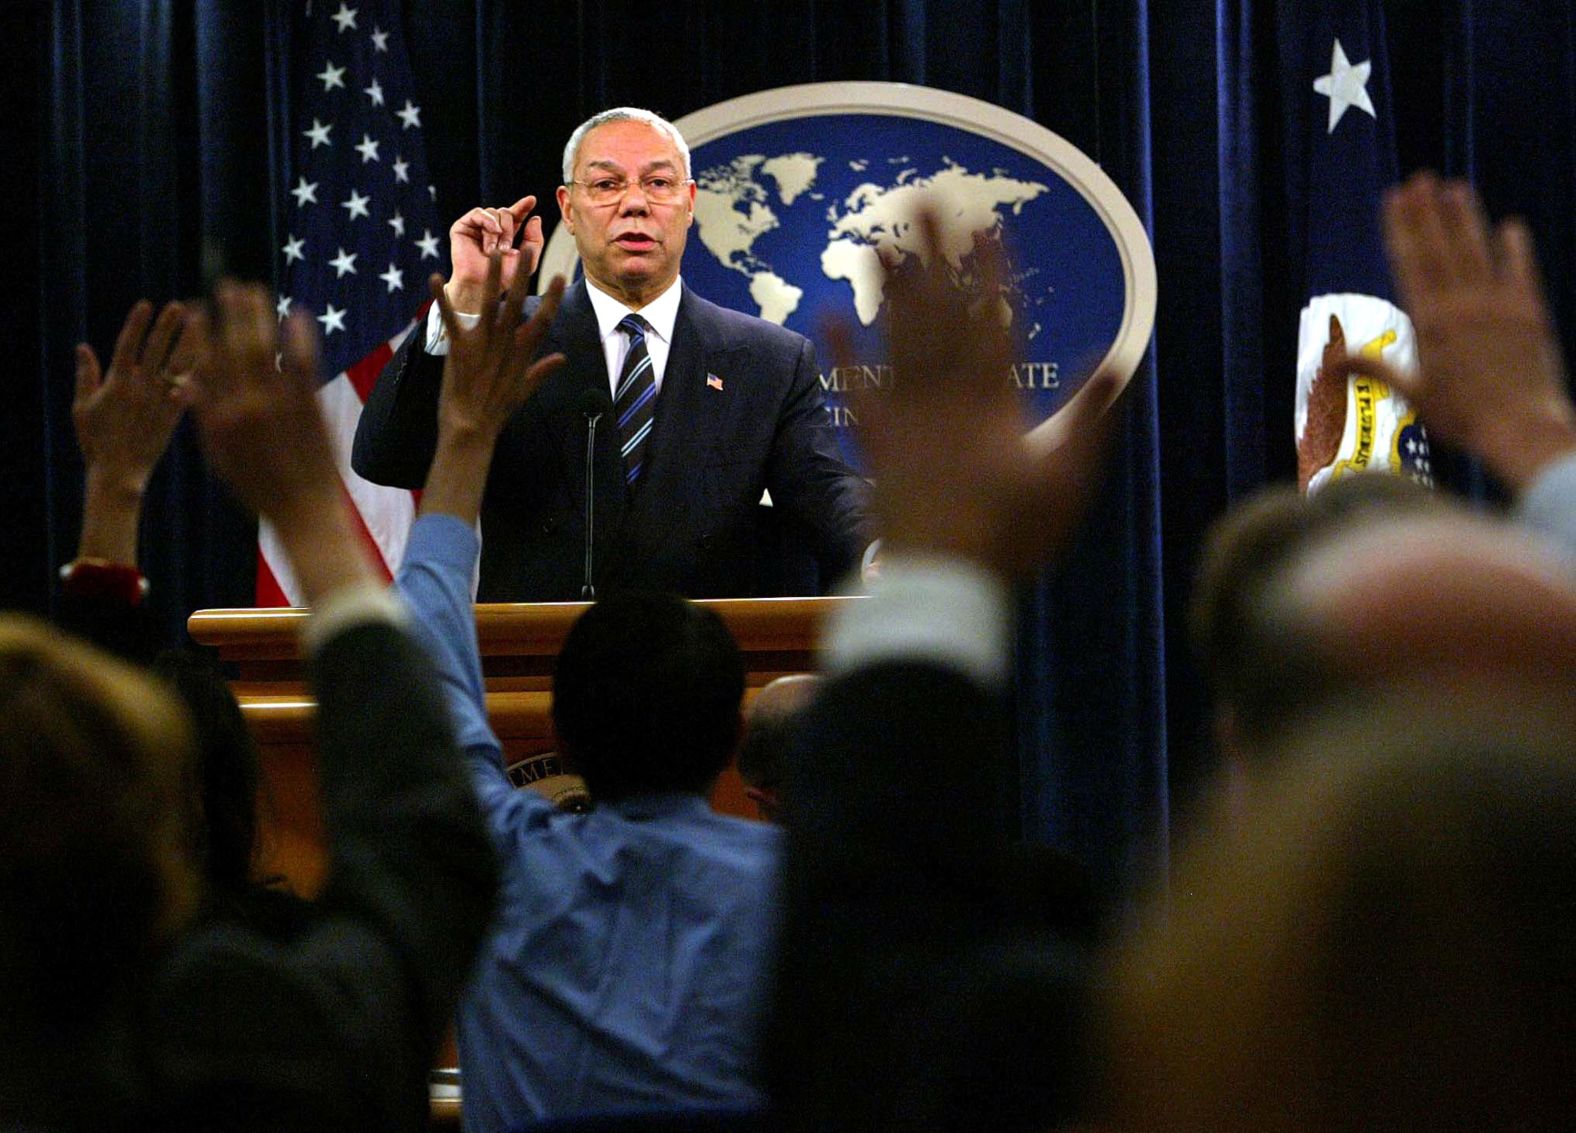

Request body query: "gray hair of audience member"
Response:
[738, 673, 822, 792]
[0, 616, 199, 1033]
[561, 106, 692, 184]
[1103, 685, 1576, 1133]
[1188, 475, 1449, 755]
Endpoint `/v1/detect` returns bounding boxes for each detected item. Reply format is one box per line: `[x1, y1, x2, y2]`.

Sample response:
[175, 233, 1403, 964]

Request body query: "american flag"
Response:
[259, 0, 444, 604]
[1286, 1, 1432, 494]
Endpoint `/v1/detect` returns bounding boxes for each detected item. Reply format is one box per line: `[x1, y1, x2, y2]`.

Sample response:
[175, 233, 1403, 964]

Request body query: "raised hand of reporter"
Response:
[1340, 173, 1576, 490]
[73, 299, 198, 506]
[72, 299, 200, 565]
[851, 211, 1122, 580]
[421, 251, 566, 522]
[189, 282, 373, 603]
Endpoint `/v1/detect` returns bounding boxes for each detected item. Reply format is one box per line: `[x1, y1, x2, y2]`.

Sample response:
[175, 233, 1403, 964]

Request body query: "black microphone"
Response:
[577, 390, 613, 599]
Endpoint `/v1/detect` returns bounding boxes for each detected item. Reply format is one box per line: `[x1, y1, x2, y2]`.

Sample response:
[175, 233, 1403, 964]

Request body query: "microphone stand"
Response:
[579, 393, 608, 599]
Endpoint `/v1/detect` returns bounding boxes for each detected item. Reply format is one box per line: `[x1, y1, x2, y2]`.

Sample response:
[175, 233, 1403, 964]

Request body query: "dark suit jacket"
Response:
[352, 280, 870, 601]
[763, 662, 1095, 1132]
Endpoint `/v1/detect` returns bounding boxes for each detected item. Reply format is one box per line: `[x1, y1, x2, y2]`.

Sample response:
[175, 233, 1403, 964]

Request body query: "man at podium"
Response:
[353, 106, 870, 600]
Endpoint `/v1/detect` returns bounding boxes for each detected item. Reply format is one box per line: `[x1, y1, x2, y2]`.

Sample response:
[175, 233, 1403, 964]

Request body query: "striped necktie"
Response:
[614, 314, 656, 489]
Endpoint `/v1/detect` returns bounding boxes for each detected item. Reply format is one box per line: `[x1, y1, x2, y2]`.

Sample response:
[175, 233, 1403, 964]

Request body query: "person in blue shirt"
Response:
[393, 257, 781, 1131]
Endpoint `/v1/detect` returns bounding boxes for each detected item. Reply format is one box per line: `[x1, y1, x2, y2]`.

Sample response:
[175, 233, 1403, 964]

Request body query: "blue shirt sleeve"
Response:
[393, 513, 555, 834]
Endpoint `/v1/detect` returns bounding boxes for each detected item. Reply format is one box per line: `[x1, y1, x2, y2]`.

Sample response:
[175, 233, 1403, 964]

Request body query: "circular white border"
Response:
[540, 82, 1157, 435]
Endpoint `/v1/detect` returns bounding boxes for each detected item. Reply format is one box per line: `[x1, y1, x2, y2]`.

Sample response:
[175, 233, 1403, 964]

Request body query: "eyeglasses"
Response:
[570, 175, 693, 206]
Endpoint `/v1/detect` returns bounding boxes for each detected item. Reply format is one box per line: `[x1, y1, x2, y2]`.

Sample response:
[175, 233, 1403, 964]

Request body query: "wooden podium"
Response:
[188, 597, 847, 896]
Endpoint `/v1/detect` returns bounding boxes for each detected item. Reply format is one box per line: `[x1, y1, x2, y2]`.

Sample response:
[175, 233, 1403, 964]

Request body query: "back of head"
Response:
[552, 592, 744, 802]
[1106, 688, 1576, 1133]
[0, 616, 197, 1035]
[1191, 476, 1456, 756]
[737, 674, 821, 822]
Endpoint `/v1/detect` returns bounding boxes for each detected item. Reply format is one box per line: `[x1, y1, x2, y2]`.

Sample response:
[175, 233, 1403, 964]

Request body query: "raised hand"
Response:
[421, 250, 567, 522]
[444, 195, 546, 312]
[73, 300, 198, 495]
[1338, 173, 1576, 490]
[190, 282, 373, 602]
[849, 212, 1122, 580]
[72, 299, 200, 563]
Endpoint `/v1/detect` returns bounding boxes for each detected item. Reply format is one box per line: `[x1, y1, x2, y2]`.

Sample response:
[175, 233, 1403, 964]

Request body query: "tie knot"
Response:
[618, 314, 649, 341]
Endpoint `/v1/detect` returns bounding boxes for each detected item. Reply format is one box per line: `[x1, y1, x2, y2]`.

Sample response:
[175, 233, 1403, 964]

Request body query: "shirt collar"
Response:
[607, 790, 714, 821]
[585, 274, 684, 346]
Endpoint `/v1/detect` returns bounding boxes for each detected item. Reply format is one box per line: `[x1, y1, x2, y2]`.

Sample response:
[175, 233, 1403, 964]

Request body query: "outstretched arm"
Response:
[72, 299, 198, 565]
[60, 299, 198, 658]
[154, 281, 497, 1129]
[764, 209, 1122, 1130]
[1338, 174, 1576, 492]
[392, 253, 565, 800]
[353, 196, 548, 489]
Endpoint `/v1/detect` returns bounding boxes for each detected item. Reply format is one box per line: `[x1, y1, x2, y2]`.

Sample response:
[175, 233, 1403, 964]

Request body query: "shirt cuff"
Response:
[423, 301, 482, 356]
[301, 581, 409, 655]
[1518, 448, 1576, 561]
[824, 555, 1010, 688]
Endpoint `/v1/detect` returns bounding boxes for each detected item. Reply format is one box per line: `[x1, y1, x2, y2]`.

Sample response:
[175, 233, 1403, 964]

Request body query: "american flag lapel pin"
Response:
[706, 373, 724, 391]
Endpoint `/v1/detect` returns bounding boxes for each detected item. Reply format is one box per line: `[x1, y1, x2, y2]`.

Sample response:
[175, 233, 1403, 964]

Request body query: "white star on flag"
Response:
[379, 264, 405, 292]
[316, 61, 347, 91]
[276, 295, 292, 319]
[317, 304, 347, 335]
[341, 189, 371, 220]
[329, 247, 359, 277]
[290, 178, 318, 207]
[370, 25, 389, 52]
[355, 134, 381, 163]
[282, 235, 306, 263]
[1313, 39, 1376, 134]
[364, 78, 384, 106]
[331, 3, 358, 31]
[387, 210, 406, 236]
[391, 156, 410, 183]
[396, 100, 421, 129]
[416, 229, 441, 259]
[303, 119, 333, 149]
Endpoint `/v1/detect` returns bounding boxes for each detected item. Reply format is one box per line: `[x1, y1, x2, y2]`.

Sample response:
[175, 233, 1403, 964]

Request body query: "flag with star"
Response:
[1283, 2, 1432, 494]
[260, 0, 446, 603]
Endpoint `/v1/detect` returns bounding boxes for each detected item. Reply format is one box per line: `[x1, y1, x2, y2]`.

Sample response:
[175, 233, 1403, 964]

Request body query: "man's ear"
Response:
[556, 184, 575, 234]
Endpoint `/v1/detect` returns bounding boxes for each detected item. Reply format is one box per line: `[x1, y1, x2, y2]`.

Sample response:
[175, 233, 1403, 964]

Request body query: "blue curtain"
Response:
[11, 0, 1573, 897]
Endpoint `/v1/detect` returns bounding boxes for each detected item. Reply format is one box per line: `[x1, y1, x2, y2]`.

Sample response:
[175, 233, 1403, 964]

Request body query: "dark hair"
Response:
[552, 592, 744, 802]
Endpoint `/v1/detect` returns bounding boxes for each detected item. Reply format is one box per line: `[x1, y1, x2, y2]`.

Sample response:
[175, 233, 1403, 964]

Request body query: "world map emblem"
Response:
[541, 82, 1156, 467]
